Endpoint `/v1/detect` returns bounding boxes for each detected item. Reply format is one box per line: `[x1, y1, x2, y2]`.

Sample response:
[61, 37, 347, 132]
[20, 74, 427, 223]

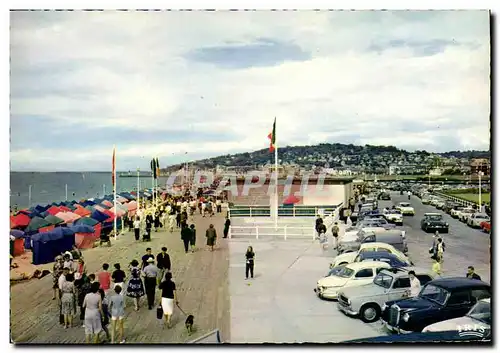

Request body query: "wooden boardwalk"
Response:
[10, 212, 230, 344]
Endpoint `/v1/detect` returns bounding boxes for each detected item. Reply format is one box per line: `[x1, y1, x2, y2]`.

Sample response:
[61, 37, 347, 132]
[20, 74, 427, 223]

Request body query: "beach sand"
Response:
[10, 211, 229, 344]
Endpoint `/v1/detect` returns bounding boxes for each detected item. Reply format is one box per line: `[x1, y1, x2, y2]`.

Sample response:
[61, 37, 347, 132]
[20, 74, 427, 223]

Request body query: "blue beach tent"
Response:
[91, 209, 110, 222]
[31, 228, 75, 265]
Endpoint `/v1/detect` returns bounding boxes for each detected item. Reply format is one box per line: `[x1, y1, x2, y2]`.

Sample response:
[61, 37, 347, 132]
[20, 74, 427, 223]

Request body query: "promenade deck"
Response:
[10, 213, 229, 344]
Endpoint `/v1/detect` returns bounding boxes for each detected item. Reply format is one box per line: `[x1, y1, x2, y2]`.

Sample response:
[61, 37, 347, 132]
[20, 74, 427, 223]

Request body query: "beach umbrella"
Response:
[25, 216, 52, 232]
[102, 209, 115, 220]
[10, 229, 25, 238]
[64, 212, 82, 222]
[110, 206, 126, 217]
[59, 205, 71, 212]
[74, 217, 99, 227]
[54, 212, 73, 223]
[44, 214, 65, 225]
[116, 196, 128, 203]
[91, 209, 110, 222]
[53, 226, 75, 236]
[18, 209, 31, 216]
[46, 205, 62, 215]
[73, 207, 91, 217]
[283, 195, 301, 205]
[125, 201, 137, 211]
[69, 224, 94, 233]
[10, 213, 31, 228]
[93, 205, 107, 212]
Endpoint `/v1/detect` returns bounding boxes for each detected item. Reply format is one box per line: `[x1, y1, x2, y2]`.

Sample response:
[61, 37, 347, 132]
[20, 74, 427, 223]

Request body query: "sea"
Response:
[10, 172, 174, 209]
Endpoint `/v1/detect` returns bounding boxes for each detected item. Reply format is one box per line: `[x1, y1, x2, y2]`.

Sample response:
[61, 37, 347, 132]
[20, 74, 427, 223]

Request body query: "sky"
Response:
[10, 10, 491, 171]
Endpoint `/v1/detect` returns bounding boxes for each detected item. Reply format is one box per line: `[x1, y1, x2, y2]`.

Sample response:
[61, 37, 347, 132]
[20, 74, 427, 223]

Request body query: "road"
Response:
[379, 192, 491, 282]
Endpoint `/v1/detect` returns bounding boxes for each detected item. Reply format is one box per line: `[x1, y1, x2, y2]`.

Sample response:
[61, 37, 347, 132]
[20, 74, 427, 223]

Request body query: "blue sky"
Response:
[10, 10, 490, 171]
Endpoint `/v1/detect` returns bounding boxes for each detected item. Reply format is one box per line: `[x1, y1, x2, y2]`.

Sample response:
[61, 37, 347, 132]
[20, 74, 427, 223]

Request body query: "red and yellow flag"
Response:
[267, 118, 276, 152]
[112, 147, 116, 190]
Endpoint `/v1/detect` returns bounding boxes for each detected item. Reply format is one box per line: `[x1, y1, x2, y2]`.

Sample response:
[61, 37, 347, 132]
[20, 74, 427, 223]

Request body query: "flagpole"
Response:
[137, 167, 140, 214]
[274, 118, 278, 229]
[113, 146, 117, 240]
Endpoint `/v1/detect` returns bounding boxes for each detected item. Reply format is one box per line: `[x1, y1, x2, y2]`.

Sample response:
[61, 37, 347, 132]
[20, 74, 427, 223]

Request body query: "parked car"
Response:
[435, 200, 446, 210]
[378, 192, 391, 200]
[458, 208, 476, 222]
[443, 202, 459, 214]
[480, 221, 491, 233]
[341, 229, 408, 255]
[383, 209, 403, 225]
[332, 242, 412, 267]
[421, 195, 431, 205]
[466, 213, 490, 228]
[422, 298, 491, 333]
[396, 202, 415, 216]
[420, 213, 449, 233]
[354, 252, 412, 268]
[337, 267, 435, 323]
[429, 198, 441, 207]
[380, 278, 491, 333]
[449, 205, 465, 218]
[314, 261, 391, 300]
[343, 224, 393, 241]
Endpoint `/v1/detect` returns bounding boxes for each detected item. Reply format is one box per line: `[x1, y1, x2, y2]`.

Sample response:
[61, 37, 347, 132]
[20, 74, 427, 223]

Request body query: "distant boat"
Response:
[119, 171, 152, 178]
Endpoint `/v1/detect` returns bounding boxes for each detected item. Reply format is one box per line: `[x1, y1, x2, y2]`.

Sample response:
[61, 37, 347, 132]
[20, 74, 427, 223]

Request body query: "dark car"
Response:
[380, 278, 491, 333]
[378, 192, 391, 200]
[355, 251, 412, 268]
[443, 202, 460, 214]
[420, 213, 449, 233]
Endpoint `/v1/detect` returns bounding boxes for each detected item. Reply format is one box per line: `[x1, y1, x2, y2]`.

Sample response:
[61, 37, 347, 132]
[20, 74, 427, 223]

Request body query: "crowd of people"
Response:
[51, 193, 228, 344]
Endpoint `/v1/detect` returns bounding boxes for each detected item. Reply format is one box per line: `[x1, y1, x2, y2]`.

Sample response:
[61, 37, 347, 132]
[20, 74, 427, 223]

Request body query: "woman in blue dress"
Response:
[126, 259, 145, 311]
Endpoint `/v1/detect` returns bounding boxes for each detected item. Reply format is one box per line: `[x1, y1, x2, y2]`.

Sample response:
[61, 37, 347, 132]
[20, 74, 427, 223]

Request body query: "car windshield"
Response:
[399, 203, 410, 207]
[466, 301, 491, 325]
[419, 284, 450, 305]
[373, 272, 393, 289]
[475, 214, 488, 219]
[464, 209, 474, 214]
[389, 210, 401, 215]
[326, 266, 344, 277]
[426, 215, 443, 221]
[335, 267, 355, 278]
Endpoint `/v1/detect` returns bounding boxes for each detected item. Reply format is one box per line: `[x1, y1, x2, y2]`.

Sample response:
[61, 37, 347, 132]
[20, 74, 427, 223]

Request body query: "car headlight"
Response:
[381, 303, 387, 311]
[402, 313, 410, 322]
[445, 223, 449, 226]
[426, 222, 430, 226]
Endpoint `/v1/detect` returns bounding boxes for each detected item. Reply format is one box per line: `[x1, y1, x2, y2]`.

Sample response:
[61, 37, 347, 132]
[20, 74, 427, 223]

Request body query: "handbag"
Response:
[156, 305, 163, 320]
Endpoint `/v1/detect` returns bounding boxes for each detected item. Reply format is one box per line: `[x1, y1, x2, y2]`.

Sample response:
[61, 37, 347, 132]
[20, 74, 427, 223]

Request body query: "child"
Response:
[431, 254, 442, 276]
[109, 285, 126, 344]
[98, 263, 111, 292]
[99, 289, 111, 342]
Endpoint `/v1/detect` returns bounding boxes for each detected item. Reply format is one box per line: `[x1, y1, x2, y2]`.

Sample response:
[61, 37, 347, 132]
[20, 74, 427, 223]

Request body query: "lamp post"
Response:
[478, 171, 483, 209]
[137, 167, 141, 212]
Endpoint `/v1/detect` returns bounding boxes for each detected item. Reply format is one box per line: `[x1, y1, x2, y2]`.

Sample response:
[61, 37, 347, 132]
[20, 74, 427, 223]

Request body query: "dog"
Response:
[185, 315, 194, 335]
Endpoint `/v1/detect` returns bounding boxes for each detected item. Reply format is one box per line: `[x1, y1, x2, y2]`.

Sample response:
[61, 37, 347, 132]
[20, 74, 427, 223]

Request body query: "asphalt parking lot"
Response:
[227, 192, 491, 343]
[381, 192, 490, 282]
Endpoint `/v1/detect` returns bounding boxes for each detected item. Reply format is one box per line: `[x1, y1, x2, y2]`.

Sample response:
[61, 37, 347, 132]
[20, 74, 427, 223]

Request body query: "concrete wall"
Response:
[301, 184, 347, 206]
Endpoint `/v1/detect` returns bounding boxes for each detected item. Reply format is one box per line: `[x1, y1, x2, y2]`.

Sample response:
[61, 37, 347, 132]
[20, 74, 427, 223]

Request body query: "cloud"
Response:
[9, 10, 490, 171]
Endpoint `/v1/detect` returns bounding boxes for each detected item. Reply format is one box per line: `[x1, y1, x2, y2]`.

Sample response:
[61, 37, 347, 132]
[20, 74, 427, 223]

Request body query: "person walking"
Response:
[126, 260, 145, 311]
[133, 217, 141, 241]
[216, 198, 222, 213]
[466, 266, 482, 280]
[245, 246, 255, 280]
[189, 224, 196, 253]
[156, 247, 171, 285]
[61, 272, 77, 328]
[176, 212, 181, 228]
[223, 217, 230, 238]
[98, 289, 111, 342]
[109, 285, 126, 344]
[159, 272, 178, 329]
[76, 273, 91, 326]
[168, 212, 176, 232]
[315, 215, 323, 239]
[407, 270, 421, 297]
[144, 214, 152, 241]
[52, 255, 64, 300]
[97, 263, 111, 292]
[206, 224, 217, 251]
[181, 223, 192, 254]
[142, 257, 159, 310]
[332, 222, 340, 250]
[111, 264, 126, 295]
[141, 248, 155, 270]
[83, 282, 104, 344]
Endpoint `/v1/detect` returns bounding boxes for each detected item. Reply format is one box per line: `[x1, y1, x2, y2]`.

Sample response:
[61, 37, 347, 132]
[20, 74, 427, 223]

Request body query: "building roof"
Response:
[430, 277, 490, 290]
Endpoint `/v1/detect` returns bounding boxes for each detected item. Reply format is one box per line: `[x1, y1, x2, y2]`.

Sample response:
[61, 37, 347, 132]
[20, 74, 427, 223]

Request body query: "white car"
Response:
[396, 202, 415, 216]
[450, 206, 465, 218]
[314, 261, 391, 300]
[383, 209, 403, 225]
[422, 298, 491, 333]
[331, 242, 411, 268]
[458, 208, 476, 222]
[466, 213, 490, 228]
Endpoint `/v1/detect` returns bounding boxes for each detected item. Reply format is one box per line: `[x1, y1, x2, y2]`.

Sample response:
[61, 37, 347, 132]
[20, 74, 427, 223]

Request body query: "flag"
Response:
[267, 118, 276, 152]
[112, 147, 116, 191]
[151, 158, 157, 179]
[156, 157, 160, 178]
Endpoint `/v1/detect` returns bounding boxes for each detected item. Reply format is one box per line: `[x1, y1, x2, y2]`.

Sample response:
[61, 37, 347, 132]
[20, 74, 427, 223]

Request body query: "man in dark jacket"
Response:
[466, 266, 482, 281]
[223, 217, 231, 238]
[181, 224, 192, 254]
[156, 247, 171, 284]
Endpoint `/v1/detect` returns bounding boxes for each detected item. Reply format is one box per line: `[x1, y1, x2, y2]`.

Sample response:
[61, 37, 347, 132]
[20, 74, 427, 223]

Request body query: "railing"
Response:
[187, 329, 222, 344]
[228, 203, 343, 218]
[435, 191, 479, 208]
[229, 225, 316, 240]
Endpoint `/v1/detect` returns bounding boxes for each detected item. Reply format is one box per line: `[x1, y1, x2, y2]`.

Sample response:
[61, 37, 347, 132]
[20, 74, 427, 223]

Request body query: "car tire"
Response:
[360, 303, 381, 323]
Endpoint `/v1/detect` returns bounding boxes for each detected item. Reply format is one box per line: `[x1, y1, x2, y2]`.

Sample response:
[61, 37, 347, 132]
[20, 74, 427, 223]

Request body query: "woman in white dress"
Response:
[159, 272, 177, 328]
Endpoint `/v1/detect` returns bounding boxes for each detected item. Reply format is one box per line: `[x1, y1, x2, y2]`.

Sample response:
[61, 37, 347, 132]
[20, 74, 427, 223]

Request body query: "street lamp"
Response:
[478, 171, 484, 209]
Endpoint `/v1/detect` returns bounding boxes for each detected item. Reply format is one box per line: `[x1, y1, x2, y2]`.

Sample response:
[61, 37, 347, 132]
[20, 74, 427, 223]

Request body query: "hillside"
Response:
[164, 143, 490, 173]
